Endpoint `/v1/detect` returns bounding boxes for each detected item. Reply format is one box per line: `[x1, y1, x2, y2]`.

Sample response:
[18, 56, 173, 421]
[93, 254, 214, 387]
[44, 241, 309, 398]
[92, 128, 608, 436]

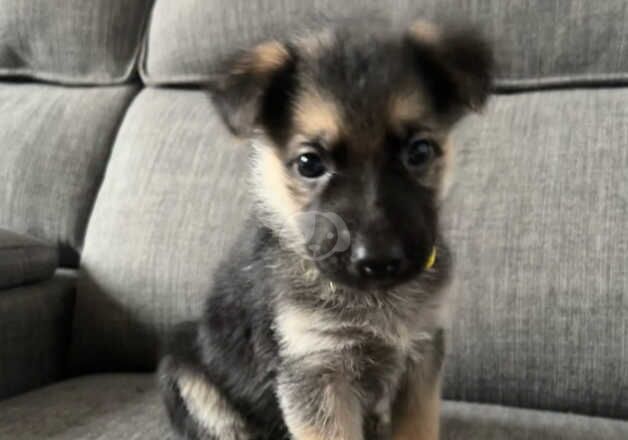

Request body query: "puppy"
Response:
[159, 20, 492, 440]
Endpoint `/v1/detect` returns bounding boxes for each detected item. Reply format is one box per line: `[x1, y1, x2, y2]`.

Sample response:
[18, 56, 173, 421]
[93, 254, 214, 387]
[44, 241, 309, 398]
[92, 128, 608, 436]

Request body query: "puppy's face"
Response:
[211, 22, 492, 289]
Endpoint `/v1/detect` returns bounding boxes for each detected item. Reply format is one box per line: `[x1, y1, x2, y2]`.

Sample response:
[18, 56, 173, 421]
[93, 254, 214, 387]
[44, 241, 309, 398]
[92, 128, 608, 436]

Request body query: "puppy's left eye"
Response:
[296, 152, 327, 179]
[402, 138, 436, 169]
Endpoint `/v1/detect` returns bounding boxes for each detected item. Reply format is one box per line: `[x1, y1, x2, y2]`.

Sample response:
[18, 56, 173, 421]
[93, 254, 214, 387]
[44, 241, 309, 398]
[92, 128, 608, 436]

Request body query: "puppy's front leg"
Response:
[277, 367, 364, 440]
[392, 332, 445, 440]
[392, 375, 441, 440]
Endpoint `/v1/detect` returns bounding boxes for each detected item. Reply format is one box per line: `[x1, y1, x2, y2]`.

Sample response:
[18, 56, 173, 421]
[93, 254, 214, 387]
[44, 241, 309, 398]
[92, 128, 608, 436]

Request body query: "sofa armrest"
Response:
[0, 270, 76, 400]
[0, 229, 58, 289]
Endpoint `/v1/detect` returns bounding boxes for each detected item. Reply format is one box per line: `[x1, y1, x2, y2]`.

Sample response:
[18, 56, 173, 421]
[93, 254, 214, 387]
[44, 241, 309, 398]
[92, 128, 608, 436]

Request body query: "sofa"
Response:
[0, 1, 626, 439]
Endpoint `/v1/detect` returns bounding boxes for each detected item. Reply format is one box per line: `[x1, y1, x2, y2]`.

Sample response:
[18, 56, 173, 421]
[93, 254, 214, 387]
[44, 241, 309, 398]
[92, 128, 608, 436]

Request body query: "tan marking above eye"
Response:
[389, 91, 427, 128]
[294, 89, 343, 142]
[407, 20, 442, 45]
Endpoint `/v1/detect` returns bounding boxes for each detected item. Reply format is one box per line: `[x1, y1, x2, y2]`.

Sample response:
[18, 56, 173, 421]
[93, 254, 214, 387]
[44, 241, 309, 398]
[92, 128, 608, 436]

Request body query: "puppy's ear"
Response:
[209, 41, 296, 137]
[405, 21, 493, 115]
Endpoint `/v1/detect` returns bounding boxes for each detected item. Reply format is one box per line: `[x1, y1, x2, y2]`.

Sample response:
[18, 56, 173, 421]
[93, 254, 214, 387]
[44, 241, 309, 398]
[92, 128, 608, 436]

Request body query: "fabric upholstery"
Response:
[70, 89, 251, 373]
[0, 270, 76, 399]
[0, 374, 171, 440]
[0, 0, 153, 84]
[70, 86, 628, 418]
[442, 89, 628, 418]
[0, 228, 58, 289]
[441, 401, 628, 440]
[1, 374, 627, 439]
[0, 83, 138, 267]
[142, 0, 628, 88]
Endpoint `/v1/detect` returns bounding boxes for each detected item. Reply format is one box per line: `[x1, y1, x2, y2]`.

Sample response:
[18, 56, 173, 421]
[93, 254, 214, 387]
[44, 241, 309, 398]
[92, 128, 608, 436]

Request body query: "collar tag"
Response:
[425, 247, 437, 270]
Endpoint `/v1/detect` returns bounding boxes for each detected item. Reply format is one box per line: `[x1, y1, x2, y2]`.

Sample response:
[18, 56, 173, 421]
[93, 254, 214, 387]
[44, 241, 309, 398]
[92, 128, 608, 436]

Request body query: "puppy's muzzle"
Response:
[350, 234, 404, 281]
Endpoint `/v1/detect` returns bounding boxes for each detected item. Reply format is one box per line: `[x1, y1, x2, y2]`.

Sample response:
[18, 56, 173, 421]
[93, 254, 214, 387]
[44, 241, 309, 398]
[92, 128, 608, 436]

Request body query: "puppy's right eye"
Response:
[296, 152, 327, 179]
[402, 137, 436, 170]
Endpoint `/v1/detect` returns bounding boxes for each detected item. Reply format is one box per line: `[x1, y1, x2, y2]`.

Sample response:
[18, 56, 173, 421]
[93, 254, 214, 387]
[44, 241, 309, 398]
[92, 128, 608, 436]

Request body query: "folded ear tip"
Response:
[245, 40, 291, 75]
[206, 39, 294, 138]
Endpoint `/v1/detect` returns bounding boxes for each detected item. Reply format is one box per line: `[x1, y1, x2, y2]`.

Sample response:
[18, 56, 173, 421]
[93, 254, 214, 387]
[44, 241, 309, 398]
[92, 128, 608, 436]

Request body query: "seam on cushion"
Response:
[443, 396, 628, 423]
[54, 85, 142, 268]
[138, 0, 157, 85]
[73, 87, 144, 267]
[495, 73, 628, 91]
[128, 0, 157, 86]
[0, 69, 133, 86]
[0, 75, 144, 88]
[141, 70, 628, 89]
[0, 245, 53, 251]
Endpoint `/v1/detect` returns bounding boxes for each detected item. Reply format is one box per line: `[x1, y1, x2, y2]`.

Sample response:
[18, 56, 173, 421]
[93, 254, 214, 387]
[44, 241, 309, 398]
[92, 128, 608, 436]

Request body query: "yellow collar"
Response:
[425, 246, 437, 270]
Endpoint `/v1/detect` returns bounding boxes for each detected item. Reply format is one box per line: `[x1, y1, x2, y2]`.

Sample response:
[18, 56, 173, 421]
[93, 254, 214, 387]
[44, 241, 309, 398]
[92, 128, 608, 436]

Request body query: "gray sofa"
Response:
[0, 1, 627, 439]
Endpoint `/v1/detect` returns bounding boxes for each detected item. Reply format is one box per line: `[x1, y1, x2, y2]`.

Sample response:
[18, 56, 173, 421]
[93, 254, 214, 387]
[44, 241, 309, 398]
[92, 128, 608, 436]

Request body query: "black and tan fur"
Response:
[159, 20, 492, 440]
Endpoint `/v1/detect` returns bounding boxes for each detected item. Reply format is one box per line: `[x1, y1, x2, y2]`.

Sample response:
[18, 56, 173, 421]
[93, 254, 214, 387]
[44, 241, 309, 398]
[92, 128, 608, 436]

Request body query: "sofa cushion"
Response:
[1, 374, 627, 440]
[441, 401, 628, 440]
[0, 270, 76, 399]
[70, 88, 251, 373]
[442, 88, 628, 419]
[142, 0, 628, 89]
[0, 229, 58, 289]
[0, 0, 153, 84]
[0, 374, 170, 439]
[71, 85, 628, 419]
[0, 83, 138, 267]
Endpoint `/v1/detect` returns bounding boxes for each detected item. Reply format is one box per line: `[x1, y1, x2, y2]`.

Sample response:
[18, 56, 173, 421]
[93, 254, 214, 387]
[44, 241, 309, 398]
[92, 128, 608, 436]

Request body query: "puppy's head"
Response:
[210, 21, 492, 289]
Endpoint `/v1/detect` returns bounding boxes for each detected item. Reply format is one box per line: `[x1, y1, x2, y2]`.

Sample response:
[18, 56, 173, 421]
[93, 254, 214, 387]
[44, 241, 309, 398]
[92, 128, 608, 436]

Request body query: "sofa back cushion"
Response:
[442, 89, 628, 419]
[0, 84, 138, 266]
[70, 88, 250, 372]
[0, 0, 152, 84]
[142, 0, 628, 89]
[69, 0, 628, 420]
[71, 85, 628, 420]
[73, 87, 628, 419]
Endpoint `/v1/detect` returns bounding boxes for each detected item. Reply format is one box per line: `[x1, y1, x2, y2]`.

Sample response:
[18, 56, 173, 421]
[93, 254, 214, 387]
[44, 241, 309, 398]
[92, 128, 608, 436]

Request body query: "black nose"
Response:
[351, 240, 404, 280]
[357, 258, 402, 279]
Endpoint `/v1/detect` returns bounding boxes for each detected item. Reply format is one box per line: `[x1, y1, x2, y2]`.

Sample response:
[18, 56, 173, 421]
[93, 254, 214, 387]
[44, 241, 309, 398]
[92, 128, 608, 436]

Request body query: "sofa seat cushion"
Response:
[0, 0, 153, 84]
[0, 83, 138, 267]
[142, 0, 628, 89]
[0, 374, 170, 440]
[0, 374, 627, 440]
[0, 229, 57, 289]
[441, 401, 628, 440]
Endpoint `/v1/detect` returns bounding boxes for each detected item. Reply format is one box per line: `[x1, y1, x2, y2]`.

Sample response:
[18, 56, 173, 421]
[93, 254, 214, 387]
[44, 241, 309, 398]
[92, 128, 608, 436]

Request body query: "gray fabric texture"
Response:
[69, 86, 628, 418]
[0, 270, 76, 400]
[0, 228, 58, 289]
[441, 401, 628, 440]
[0, 374, 171, 440]
[141, 0, 628, 88]
[442, 88, 628, 419]
[1, 374, 626, 439]
[70, 89, 251, 373]
[0, 0, 153, 85]
[0, 83, 138, 267]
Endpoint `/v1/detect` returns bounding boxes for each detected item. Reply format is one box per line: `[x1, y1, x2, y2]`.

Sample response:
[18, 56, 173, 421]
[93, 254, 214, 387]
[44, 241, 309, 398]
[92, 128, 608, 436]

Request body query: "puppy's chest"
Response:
[274, 300, 433, 375]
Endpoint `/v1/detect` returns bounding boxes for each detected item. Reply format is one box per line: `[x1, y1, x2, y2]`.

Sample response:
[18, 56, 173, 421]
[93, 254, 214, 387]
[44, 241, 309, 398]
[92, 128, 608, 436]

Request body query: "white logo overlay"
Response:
[293, 211, 351, 261]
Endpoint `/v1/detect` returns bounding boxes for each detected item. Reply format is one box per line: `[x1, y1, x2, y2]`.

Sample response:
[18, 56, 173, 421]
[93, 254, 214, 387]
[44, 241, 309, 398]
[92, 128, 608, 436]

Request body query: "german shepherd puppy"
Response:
[159, 20, 492, 440]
